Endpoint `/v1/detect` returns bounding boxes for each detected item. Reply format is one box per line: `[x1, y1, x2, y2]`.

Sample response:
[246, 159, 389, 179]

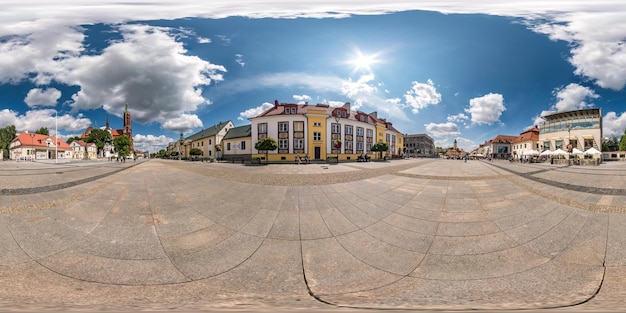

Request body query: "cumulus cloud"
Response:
[133, 133, 175, 153]
[465, 93, 506, 125]
[403, 79, 441, 114]
[0, 108, 91, 133]
[197, 37, 211, 44]
[424, 122, 460, 138]
[238, 102, 274, 120]
[552, 83, 599, 112]
[603, 111, 626, 137]
[293, 94, 312, 102]
[161, 113, 203, 133]
[61, 25, 226, 126]
[447, 113, 469, 123]
[24, 88, 61, 107]
[341, 74, 378, 108]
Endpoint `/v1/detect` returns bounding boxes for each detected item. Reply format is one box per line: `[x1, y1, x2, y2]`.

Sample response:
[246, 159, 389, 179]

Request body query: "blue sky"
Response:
[1, 1, 625, 153]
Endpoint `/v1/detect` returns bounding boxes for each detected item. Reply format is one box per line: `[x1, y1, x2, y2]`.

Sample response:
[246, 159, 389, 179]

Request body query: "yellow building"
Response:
[249, 100, 404, 162]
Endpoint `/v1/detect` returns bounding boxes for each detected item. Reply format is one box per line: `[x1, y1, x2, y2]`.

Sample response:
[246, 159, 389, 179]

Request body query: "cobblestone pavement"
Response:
[1, 158, 626, 312]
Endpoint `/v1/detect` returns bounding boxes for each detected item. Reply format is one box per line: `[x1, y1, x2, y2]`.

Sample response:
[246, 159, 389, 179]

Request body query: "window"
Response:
[294, 121, 304, 131]
[279, 139, 288, 149]
[241, 141, 246, 150]
[357, 127, 363, 136]
[294, 138, 304, 149]
[279, 122, 288, 132]
[332, 123, 340, 133]
[258, 123, 267, 134]
[356, 142, 363, 150]
[227, 142, 231, 150]
[346, 141, 353, 150]
[291, 107, 296, 114]
[209, 139, 212, 145]
[313, 132, 321, 141]
[345, 125, 353, 134]
[313, 122, 322, 127]
[366, 129, 373, 137]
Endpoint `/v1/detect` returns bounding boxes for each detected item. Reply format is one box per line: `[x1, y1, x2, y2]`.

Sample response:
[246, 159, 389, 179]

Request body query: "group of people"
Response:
[295, 154, 310, 164]
[357, 154, 371, 162]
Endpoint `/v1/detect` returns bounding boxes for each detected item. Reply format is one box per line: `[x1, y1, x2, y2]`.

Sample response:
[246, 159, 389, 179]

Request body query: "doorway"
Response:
[314, 147, 321, 159]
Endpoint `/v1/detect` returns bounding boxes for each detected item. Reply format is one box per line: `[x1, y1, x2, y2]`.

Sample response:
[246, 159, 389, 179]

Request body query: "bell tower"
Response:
[123, 103, 133, 151]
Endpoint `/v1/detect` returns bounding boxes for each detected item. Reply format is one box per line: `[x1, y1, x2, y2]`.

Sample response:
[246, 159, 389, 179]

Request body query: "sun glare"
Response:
[345, 48, 383, 74]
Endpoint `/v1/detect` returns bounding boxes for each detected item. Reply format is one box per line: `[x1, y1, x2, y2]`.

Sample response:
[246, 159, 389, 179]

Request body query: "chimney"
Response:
[274, 100, 279, 107]
[370, 111, 378, 119]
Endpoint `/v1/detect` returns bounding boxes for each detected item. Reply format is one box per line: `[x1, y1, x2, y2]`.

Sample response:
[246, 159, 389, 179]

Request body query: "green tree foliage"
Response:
[370, 140, 390, 160]
[84, 129, 112, 155]
[602, 136, 619, 151]
[113, 135, 132, 157]
[620, 130, 626, 151]
[189, 148, 203, 156]
[0, 125, 17, 159]
[255, 137, 278, 163]
[35, 127, 49, 135]
[66, 136, 81, 144]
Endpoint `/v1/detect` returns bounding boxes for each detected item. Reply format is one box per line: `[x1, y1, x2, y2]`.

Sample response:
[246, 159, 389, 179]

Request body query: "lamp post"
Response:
[567, 122, 572, 165]
[334, 112, 341, 161]
[55, 109, 58, 163]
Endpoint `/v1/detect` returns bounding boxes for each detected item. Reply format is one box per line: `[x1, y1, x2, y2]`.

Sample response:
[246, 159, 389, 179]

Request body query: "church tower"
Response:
[123, 103, 134, 151]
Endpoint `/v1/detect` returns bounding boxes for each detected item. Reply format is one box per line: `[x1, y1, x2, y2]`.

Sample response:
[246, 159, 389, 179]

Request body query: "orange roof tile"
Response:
[12, 132, 71, 149]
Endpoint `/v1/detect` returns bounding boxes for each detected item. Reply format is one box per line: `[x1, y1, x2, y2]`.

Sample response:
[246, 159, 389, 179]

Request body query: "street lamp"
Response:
[567, 122, 572, 165]
[334, 112, 341, 162]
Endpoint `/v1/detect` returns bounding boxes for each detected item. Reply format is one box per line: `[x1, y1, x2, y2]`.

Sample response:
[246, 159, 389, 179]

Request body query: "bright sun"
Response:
[345, 48, 383, 74]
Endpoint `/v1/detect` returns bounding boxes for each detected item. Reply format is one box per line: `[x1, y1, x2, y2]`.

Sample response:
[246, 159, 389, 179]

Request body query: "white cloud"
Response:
[197, 37, 211, 44]
[238, 102, 274, 120]
[293, 94, 312, 102]
[341, 74, 378, 108]
[424, 122, 460, 138]
[161, 113, 203, 133]
[1, 1, 625, 90]
[403, 79, 441, 114]
[24, 88, 61, 107]
[552, 83, 599, 112]
[1, 23, 227, 130]
[447, 113, 469, 123]
[133, 133, 174, 152]
[0, 108, 91, 133]
[235, 53, 245, 67]
[603, 111, 626, 137]
[465, 93, 506, 125]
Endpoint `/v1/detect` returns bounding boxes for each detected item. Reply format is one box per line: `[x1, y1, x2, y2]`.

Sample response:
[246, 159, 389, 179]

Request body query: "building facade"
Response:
[167, 121, 234, 159]
[249, 100, 403, 162]
[10, 132, 71, 160]
[538, 108, 602, 155]
[512, 127, 540, 159]
[70, 140, 97, 159]
[222, 125, 252, 162]
[486, 135, 518, 159]
[404, 133, 435, 157]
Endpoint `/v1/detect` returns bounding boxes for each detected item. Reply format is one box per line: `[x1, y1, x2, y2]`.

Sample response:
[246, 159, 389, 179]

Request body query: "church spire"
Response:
[105, 114, 110, 129]
[125, 102, 129, 112]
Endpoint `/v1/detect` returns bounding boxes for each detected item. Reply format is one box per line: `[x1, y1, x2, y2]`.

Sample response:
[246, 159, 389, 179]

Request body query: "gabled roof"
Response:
[513, 127, 539, 143]
[12, 132, 71, 149]
[186, 121, 232, 141]
[490, 135, 518, 144]
[223, 125, 251, 140]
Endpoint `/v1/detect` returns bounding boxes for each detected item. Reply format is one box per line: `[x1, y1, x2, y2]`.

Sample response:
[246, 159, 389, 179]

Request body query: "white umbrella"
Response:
[540, 150, 552, 156]
[572, 148, 584, 155]
[552, 148, 567, 156]
[523, 149, 539, 156]
[584, 147, 602, 156]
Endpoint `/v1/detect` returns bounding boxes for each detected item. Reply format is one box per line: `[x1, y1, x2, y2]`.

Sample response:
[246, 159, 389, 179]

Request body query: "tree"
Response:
[602, 136, 619, 151]
[189, 148, 203, 159]
[255, 137, 278, 164]
[113, 135, 132, 158]
[84, 129, 112, 156]
[66, 136, 81, 144]
[0, 125, 17, 160]
[370, 140, 389, 160]
[620, 130, 626, 151]
[35, 127, 49, 135]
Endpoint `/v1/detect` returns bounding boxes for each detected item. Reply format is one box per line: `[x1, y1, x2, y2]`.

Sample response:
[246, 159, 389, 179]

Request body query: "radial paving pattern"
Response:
[1, 159, 626, 311]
